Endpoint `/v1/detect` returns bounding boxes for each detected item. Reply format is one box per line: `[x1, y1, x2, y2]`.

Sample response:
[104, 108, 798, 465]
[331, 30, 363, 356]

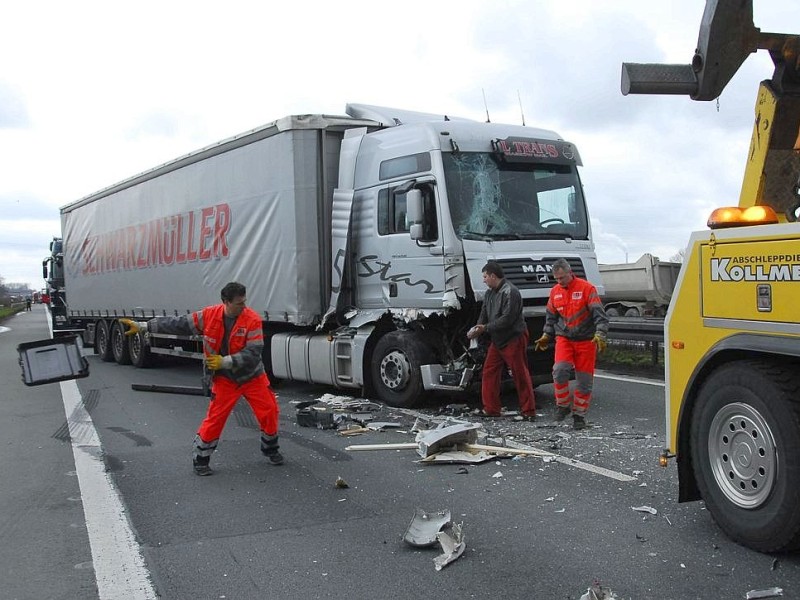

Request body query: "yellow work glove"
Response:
[592, 333, 607, 354]
[119, 318, 141, 337]
[205, 354, 225, 371]
[205, 354, 233, 371]
[534, 334, 550, 351]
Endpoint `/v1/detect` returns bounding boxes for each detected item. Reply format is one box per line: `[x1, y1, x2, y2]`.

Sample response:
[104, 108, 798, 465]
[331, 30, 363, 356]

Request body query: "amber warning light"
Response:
[707, 205, 779, 229]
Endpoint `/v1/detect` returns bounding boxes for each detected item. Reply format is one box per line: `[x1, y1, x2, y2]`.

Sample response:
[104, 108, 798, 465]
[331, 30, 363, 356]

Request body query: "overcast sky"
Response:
[1, 0, 797, 290]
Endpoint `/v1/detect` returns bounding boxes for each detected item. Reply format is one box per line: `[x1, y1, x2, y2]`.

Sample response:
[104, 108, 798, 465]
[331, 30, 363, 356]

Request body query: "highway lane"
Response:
[3, 307, 799, 599]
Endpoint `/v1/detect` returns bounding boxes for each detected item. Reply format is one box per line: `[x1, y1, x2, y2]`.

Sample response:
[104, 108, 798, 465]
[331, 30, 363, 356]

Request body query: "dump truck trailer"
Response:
[599, 253, 681, 317]
[47, 104, 603, 408]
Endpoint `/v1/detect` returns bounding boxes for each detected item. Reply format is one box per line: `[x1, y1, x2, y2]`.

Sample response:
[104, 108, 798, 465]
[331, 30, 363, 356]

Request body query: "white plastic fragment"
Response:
[745, 588, 784, 599]
[492, 471, 503, 478]
[433, 522, 465, 571]
[631, 505, 657, 515]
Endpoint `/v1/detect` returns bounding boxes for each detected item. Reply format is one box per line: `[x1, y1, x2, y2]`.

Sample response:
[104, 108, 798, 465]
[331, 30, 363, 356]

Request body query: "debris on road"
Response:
[579, 580, 619, 600]
[345, 421, 551, 463]
[434, 522, 465, 571]
[403, 509, 452, 547]
[334, 476, 349, 489]
[366, 421, 403, 431]
[631, 505, 658, 515]
[419, 450, 498, 464]
[745, 588, 784, 599]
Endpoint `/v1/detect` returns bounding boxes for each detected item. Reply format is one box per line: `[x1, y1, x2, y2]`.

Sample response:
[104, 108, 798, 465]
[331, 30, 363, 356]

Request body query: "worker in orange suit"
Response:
[534, 258, 608, 430]
[121, 281, 281, 475]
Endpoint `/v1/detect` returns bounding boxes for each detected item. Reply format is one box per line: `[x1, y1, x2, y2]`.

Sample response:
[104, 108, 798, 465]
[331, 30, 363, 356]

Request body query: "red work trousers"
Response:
[197, 373, 279, 442]
[481, 330, 535, 415]
[553, 338, 596, 416]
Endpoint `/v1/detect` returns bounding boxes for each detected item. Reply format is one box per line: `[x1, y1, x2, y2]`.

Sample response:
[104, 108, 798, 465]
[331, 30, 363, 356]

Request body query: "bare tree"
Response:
[669, 248, 686, 263]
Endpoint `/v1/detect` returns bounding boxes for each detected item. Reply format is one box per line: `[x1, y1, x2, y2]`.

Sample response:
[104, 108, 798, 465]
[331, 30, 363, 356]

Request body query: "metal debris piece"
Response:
[631, 505, 658, 515]
[338, 426, 370, 437]
[433, 522, 465, 571]
[415, 422, 481, 457]
[745, 588, 784, 599]
[771, 558, 779, 571]
[419, 450, 497, 464]
[580, 581, 619, 600]
[403, 509, 452, 547]
[366, 422, 402, 431]
[456, 467, 469, 474]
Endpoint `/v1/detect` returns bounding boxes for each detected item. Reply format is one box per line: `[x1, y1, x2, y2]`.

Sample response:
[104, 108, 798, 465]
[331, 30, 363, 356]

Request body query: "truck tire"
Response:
[372, 331, 433, 408]
[690, 360, 800, 552]
[111, 321, 132, 365]
[95, 319, 114, 362]
[128, 331, 153, 368]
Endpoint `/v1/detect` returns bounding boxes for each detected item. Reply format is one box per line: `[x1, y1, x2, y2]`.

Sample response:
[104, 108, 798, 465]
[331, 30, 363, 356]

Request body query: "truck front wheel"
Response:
[95, 319, 114, 362]
[372, 331, 433, 408]
[691, 360, 800, 552]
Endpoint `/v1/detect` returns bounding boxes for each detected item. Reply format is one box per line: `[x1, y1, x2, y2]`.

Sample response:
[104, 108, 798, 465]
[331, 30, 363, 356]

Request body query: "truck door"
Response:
[358, 181, 446, 310]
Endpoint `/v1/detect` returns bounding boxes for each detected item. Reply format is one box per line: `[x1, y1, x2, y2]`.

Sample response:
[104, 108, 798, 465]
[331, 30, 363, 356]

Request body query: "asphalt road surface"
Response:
[2, 306, 798, 599]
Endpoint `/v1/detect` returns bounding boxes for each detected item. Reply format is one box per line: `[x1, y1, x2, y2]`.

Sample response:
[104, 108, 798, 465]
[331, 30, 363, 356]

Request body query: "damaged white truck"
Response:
[53, 104, 603, 407]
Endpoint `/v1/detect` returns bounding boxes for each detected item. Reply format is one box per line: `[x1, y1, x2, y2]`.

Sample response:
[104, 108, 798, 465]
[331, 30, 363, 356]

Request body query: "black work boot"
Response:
[193, 455, 213, 476]
[261, 434, 284, 466]
[554, 406, 571, 422]
[572, 414, 587, 430]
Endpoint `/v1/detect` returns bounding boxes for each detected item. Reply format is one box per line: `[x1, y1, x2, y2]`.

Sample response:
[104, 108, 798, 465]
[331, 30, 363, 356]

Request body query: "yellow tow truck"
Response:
[622, 0, 800, 552]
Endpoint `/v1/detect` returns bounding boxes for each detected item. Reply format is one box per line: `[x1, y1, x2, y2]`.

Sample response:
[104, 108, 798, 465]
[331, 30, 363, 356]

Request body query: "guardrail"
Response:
[607, 317, 664, 343]
[607, 317, 665, 365]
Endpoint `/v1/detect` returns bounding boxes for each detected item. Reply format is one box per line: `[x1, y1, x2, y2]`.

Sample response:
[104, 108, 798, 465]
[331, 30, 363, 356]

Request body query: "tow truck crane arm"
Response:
[621, 0, 800, 220]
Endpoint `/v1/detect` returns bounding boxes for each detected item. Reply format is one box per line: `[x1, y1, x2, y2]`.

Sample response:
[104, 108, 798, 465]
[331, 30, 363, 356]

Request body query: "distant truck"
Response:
[599, 253, 681, 317]
[45, 104, 604, 407]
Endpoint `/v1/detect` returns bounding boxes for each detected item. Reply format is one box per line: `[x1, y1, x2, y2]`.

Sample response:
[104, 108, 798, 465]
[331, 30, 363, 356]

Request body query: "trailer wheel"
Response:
[128, 331, 153, 368]
[691, 360, 800, 552]
[95, 319, 114, 362]
[372, 331, 433, 408]
[111, 321, 132, 365]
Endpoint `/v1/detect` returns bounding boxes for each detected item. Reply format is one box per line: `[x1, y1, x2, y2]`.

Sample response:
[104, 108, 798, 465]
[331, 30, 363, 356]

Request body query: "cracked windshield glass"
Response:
[443, 153, 588, 240]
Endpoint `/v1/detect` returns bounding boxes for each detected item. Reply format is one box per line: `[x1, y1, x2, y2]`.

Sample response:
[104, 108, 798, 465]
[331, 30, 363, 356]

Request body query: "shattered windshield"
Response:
[442, 152, 589, 240]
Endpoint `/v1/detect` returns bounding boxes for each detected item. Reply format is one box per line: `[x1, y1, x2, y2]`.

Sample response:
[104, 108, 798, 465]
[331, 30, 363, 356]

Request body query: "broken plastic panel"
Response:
[17, 335, 89, 386]
[403, 509, 452, 547]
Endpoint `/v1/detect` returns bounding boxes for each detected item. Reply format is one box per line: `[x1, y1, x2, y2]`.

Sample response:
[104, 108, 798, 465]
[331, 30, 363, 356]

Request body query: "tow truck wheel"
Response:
[95, 319, 114, 362]
[372, 331, 432, 408]
[691, 360, 800, 552]
[129, 331, 153, 368]
[111, 320, 132, 365]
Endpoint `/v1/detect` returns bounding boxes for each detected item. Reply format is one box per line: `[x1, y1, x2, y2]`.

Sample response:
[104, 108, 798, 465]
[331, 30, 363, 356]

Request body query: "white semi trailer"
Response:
[51, 104, 603, 407]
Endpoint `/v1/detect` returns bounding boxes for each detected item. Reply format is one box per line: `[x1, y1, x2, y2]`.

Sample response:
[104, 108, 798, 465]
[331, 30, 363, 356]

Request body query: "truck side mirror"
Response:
[42, 260, 48, 279]
[406, 189, 423, 224]
[409, 223, 423, 240]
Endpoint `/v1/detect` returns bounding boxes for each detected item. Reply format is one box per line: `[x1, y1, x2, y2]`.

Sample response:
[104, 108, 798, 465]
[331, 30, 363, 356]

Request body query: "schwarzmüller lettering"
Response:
[80, 203, 231, 275]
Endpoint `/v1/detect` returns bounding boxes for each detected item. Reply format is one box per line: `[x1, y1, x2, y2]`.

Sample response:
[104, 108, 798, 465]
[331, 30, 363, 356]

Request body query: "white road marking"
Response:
[61, 381, 156, 599]
[49, 312, 156, 599]
[595, 371, 665, 387]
